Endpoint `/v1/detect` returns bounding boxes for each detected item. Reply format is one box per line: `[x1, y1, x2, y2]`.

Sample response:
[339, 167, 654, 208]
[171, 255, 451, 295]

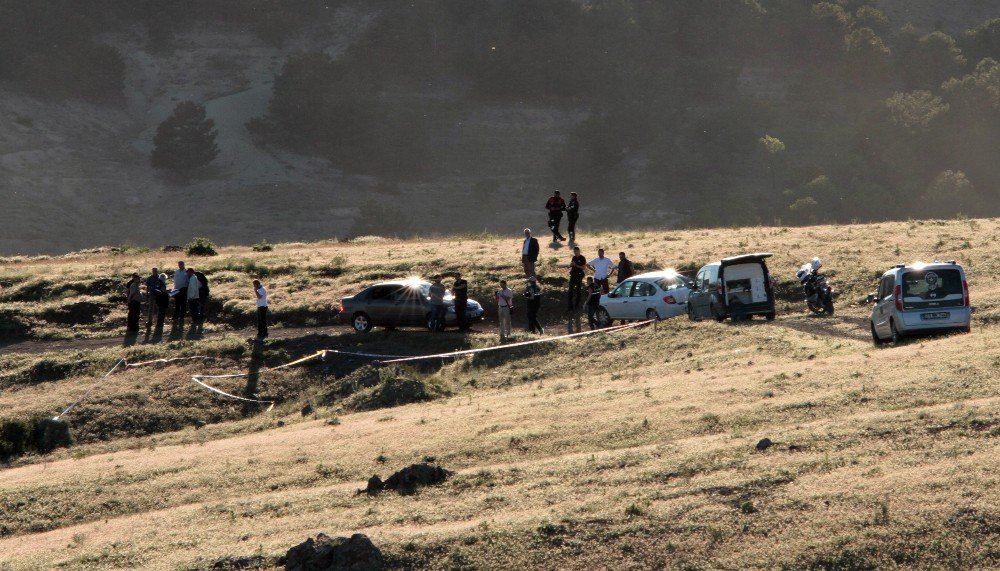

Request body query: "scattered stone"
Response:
[194, 420, 206, 430]
[276, 420, 285, 427]
[281, 533, 384, 571]
[362, 463, 453, 495]
[209, 555, 270, 570]
[755, 438, 773, 452]
[301, 403, 313, 417]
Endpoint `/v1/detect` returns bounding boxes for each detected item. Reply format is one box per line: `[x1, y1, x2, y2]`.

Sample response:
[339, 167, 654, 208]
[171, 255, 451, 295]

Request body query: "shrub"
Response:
[0, 417, 73, 461]
[186, 237, 218, 257]
[150, 101, 219, 171]
[251, 240, 274, 252]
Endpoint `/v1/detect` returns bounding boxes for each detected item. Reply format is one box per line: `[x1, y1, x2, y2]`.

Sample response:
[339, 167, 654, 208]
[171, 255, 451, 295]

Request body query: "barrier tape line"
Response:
[54, 358, 126, 421]
[377, 320, 652, 364]
[55, 318, 656, 416]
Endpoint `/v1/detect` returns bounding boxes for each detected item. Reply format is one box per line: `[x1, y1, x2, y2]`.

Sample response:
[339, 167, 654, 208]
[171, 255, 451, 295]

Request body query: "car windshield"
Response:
[902, 269, 963, 300]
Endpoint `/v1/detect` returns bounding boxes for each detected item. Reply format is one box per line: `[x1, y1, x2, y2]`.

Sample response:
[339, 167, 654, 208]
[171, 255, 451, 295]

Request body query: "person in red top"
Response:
[545, 190, 567, 242]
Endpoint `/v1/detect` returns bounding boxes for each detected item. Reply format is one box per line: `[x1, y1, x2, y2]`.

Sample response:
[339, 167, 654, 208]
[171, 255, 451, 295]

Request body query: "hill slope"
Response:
[0, 220, 999, 569]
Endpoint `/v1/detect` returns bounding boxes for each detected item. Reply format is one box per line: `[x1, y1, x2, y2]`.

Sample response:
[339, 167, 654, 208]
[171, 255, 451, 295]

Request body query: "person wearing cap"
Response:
[545, 190, 567, 242]
[521, 228, 540, 278]
[524, 276, 544, 335]
[566, 192, 580, 243]
[126, 273, 142, 332]
[495, 279, 514, 341]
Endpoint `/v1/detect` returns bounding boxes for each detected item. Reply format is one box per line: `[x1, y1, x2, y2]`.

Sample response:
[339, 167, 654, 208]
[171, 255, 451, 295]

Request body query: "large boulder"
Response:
[282, 533, 384, 571]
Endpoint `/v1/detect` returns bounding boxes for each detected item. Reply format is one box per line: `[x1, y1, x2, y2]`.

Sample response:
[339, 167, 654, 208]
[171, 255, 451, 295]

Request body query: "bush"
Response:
[251, 240, 274, 252]
[186, 237, 218, 256]
[150, 101, 220, 171]
[0, 417, 73, 461]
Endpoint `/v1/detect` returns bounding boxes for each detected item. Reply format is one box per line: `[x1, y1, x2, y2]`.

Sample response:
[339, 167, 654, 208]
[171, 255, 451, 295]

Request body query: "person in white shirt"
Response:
[253, 279, 268, 338]
[172, 261, 189, 322]
[185, 268, 203, 327]
[587, 248, 617, 294]
[495, 279, 514, 341]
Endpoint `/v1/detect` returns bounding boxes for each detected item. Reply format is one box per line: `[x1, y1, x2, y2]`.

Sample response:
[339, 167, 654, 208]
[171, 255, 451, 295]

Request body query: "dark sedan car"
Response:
[339, 279, 485, 333]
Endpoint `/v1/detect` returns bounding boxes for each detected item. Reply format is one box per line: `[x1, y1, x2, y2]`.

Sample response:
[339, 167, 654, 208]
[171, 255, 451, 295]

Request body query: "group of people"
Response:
[124, 260, 270, 339]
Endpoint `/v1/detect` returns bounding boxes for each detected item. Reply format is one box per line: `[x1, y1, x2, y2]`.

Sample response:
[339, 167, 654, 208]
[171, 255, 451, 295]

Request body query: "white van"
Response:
[687, 253, 776, 322]
[870, 261, 971, 344]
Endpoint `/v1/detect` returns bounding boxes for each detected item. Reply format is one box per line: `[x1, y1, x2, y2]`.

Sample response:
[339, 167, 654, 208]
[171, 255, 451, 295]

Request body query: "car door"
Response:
[364, 285, 399, 323]
[873, 275, 894, 336]
[389, 284, 426, 326]
[689, 268, 714, 318]
[605, 280, 635, 320]
[629, 280, 656, 319]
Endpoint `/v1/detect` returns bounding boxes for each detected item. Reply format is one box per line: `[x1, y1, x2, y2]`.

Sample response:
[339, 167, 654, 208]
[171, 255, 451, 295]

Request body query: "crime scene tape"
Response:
[54, 319, 655, 418]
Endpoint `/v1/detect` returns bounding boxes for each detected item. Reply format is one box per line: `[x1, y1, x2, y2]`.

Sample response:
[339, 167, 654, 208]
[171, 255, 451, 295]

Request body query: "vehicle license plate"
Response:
[921, 312, 949, 320]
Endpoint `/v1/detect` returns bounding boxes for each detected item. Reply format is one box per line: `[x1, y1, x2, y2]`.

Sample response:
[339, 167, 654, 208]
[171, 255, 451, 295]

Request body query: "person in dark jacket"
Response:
[126, 273, 142, 333]
[521, 228, 540, 278]
[617, 252, 634, 284]
[545, 191, 567, 242]
[155, 272, 170, 330]
[453, 272, 469, 331]
[567, 246, 586, 311]
[524, 276, 544, 334]
[144, 267, 160, 329]
[566, 192, 580, 243]
[194, 270, 209, 323]
[585, 276, 603, 330]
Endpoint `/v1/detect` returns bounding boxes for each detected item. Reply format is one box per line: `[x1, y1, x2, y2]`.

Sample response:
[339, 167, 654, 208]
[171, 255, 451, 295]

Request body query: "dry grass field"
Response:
[1, 219, 1000, 569]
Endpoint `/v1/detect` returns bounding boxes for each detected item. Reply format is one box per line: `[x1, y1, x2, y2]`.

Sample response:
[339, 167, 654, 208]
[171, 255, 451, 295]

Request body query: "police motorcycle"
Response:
[797, 257, 834, 315]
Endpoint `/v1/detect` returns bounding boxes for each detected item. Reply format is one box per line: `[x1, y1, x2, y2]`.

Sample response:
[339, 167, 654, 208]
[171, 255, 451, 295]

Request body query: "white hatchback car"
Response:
[596, 271, 693, 325]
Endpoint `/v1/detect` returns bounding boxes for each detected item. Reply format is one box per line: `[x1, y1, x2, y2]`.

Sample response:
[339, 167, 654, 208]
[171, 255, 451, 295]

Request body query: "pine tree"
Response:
[150, 101, 219, 170]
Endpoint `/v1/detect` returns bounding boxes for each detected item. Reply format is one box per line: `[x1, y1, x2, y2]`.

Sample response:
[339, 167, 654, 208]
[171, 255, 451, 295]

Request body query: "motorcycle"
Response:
[797, 258, 834, 315]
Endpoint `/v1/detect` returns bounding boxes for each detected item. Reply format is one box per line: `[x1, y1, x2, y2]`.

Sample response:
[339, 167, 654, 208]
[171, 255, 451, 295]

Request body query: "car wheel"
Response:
[890, 319, 903, 345]
[426, 313, 444, 332]
[596, 307, 613, 328]
[870, 322, 885, 346]
[823, 300, 835, 316]
[646, 308, 659, 321]
[352, 312, 372, 333]
[710, 302, 726, 322]
[764, 312, 776, 321]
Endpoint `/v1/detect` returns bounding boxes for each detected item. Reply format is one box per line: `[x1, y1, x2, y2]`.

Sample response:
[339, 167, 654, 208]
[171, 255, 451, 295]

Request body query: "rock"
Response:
[194, 420, 206, 429]
[382, 463, 452, 494]
[301, 403, 313, 416]
[282, 533, 385, 571]
[755, 438, 773, 452]
[363, 475, 384, 496]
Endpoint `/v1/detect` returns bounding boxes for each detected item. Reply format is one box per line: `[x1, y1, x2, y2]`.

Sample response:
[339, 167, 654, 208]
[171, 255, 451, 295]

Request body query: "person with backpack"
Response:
[524, 276, 543, 335]
[566, 192, 580, 243]
[126, 273, 142, 333]
[496, 279, 514, 342]
[194, 270, 209, 323]
[545, 191, 567, 242]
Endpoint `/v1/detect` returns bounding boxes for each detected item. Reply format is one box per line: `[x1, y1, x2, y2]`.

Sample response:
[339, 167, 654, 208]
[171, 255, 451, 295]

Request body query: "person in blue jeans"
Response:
[585, 276, 603, 330]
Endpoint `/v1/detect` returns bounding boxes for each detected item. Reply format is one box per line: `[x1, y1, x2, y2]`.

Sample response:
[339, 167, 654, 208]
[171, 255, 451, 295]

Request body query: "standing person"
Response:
[524, 276, 543, 334]
[194, 269, 210, 323]
[495, 279, 514, 342]
[567, 246, 586, 311]
[545, 191, 567, 242]
[566, 192, 580, 243]
[253, 279, 268, 338]
[428, 275, 447, 332]
[172, 261, 189, 322]
[144, 267, 160, 329]
[585, 276, 603, 330]
[453, 272, 469, 331]
[521, 228, 540, 278]
[616, 252, 634, 284]
[126, 273, 142, 333]
[186, 268, 202, 327]
[155, 272, 170, 330]
[588, 248, 616, 294]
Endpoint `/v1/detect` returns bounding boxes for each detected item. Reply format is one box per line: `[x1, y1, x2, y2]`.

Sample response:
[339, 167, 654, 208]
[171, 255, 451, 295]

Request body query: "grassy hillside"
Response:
[1, 220, 999, 569]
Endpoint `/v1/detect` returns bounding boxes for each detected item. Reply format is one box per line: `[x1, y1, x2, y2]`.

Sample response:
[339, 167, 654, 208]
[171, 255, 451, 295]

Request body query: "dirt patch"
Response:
[281, 533, 384, 571]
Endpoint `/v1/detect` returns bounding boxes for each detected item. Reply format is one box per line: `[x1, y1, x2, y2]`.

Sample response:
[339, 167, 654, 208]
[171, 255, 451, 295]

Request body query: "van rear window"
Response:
[901, 269, 963, 301]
